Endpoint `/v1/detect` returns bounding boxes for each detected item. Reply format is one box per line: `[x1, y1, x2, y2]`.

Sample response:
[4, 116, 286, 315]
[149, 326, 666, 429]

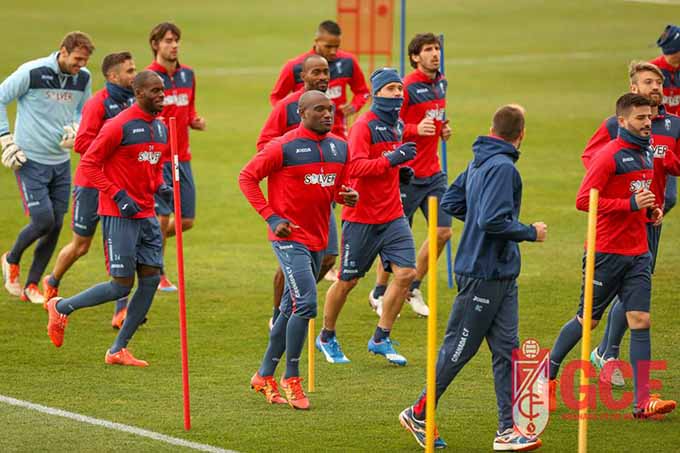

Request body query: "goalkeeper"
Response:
[0, 32, 94, 304]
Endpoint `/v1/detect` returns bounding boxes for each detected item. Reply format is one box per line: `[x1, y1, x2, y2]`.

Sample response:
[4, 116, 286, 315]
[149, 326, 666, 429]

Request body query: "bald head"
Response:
[133, 70, 165, 115]
[298, 90, 333, 134]
[301, 55, 329, 92]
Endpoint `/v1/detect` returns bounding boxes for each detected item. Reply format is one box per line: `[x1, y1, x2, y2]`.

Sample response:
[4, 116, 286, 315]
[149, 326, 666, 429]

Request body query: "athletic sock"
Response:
[110, 274, 159, 353]
[549, 317, 582, 380]
[284, 314, 309, 379]
[410, 280, 421, 291]
[372, 284, 386, 298]
[48, 274, 60, 288]
[258, 314, 288, 377]
[26, 211, 64, 285]
[320, 328, 335, 343]
[114, 297, 128, 314]
[597, 300, 617, 356]
[56, 281, 131, 315]
[373, 326, 390, 343]
[603, 301, 627, 360]
[630, 328, 651, 406]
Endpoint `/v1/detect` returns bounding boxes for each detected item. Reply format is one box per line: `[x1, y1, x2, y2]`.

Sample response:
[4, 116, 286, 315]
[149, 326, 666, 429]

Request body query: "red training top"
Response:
[73, 87, 133, 187]
[341, 110, 404, 224]
[269, 49, 369, 138]
[651, 55, 680, 115]
[80, 103, 168, 219]
[576, 136, 654, 255]
[401, 69, 447, 178]
[257, 89, 304, 151]
[582, 109, 680, 211]
[239, 125, 350, 251]
[147, 61, 198, 162]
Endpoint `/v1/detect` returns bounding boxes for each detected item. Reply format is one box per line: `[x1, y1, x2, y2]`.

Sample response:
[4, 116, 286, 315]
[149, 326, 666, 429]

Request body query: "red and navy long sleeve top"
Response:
[651, 55, 680, 115]
[576, 136, 654, 256]
[269, 49, 369, 138]
[256, 89, 304, 151]
[341, 110, 404, 224]
[80, 103, 168, 219]
[582, 108, 680, 210]
[73, 87, 133, 188]
[401, 69, 447, 178]
[147, 61, 197, 162]
[239, 125, 350, 251]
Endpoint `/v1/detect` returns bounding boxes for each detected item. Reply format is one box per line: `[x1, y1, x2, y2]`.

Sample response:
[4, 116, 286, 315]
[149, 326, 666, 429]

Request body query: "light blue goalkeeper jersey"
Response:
[0, 52, 91, 165]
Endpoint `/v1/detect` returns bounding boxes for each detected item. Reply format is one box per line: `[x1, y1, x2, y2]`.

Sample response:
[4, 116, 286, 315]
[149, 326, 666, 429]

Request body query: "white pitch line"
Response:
[623, 0, 680, 4]
[198, 49, 653, 77]
[0, 394, 237, 453]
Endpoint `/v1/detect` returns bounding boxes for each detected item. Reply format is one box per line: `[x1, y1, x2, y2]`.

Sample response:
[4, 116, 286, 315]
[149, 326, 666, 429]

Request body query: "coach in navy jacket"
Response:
[401, 104, 547, 450]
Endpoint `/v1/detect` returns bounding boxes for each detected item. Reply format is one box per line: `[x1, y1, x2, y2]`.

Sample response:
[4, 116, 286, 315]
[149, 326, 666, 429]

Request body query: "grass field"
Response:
[1, 0, 680, 452]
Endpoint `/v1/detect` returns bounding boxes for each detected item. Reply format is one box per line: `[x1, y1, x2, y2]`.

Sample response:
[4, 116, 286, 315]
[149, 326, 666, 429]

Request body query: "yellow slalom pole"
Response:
[578, 188, 598, 453]
[426, 196, 439, 453]
[308, 318, 315, 392]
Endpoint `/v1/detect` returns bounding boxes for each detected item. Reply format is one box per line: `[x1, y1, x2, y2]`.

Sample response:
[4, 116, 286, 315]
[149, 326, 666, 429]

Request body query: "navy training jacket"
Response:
[442, 135, 537, 281]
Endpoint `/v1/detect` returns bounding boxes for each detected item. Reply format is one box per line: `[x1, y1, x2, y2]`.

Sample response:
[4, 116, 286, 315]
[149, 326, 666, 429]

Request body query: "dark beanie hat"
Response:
[657, 24, 680, 55]
[370, 68, 402, 95]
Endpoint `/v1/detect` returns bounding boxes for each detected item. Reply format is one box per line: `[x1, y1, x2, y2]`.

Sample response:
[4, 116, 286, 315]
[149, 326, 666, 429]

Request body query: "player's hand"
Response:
[399, 166, 414, 185]
[340, 103, 356, 116]
[59, 122, 78, 149]
[417, 117, 436, 136]
[385, 142, 417, 167]
[0, 134, 26, 170]
[440, 120, 452, 141]
[266, 214, 299, 238]
[651, 207, 663, 226]
[532, 222, 548, 242]
[338, 185, 359, 207]
[190, 117, 206, 131]
[633, 189, 655, 210]
[113, 190, 142, 218]
[156, 184, 173, 204]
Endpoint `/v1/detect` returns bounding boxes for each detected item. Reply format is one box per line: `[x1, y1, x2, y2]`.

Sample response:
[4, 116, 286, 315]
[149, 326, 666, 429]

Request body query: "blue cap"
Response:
[657, 25, 680, 55]
[370, 68, 402, 95]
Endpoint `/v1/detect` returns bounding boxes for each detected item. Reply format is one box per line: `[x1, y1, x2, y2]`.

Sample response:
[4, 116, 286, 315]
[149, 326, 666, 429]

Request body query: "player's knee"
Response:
[437, 227, 452, 243]
[577, 315, 599, 330]
[109, 279, 133, 298]
[139, 272, 161, 289]
[181, 218, 194, 231]
[73, 236, 92, 258]
[334, 278, 358, 294]
[31, 209, 55, 236]
[394, 267, 417, 285]
[627, 311, 650, 329]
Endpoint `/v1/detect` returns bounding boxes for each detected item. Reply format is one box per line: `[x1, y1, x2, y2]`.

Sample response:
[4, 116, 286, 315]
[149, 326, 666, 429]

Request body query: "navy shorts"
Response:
[400, 172, 452, 228]
[71, 186, 99, 237]
[102, 216, 163, 278]
[324, 208, 339, 256]
[15, 159, 70, 217]
[272, 241, 323, 319]
[154, 161, 196, 219]
[577, 252, 652, 320]
[339, 216, 416, 281]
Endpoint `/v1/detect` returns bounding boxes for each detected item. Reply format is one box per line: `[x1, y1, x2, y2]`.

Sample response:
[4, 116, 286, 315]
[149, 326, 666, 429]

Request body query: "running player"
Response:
[148, 22, 206, 291]
[42, 51, 136, 330]
[317, 68, 417, 366]
[240, 90, 357, 410]
[399, 104, 545, 451]
[46, 71, 171, 367]
[1, 32, 94, 304]
[549, 93, 676, 419]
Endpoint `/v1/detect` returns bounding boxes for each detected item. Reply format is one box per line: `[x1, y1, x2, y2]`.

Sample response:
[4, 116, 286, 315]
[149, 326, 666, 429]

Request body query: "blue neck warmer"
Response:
[371, 96, 403, 125]
[106, 82, 134, 106]
[618, 126, 650, 149]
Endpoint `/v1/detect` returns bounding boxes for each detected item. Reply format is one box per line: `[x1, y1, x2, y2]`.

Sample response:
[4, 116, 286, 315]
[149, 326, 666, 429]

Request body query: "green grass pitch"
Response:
[1, 0, 679, 451]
